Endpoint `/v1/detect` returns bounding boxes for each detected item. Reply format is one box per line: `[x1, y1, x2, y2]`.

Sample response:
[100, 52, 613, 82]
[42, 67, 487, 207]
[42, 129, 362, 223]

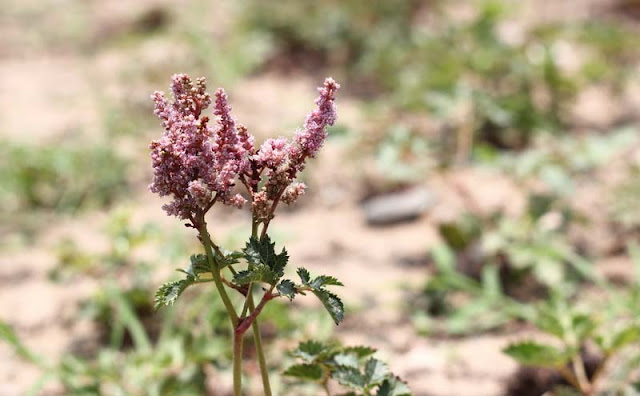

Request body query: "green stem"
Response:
[249, 216, 272, 396]
[249, 294, 272, 396]
[251, 219, 259, 239]
[240, 283, 253, 319]
[233, 331, 243, 396]
[197, 218, 241, 394]
[198, 222, 239, 327]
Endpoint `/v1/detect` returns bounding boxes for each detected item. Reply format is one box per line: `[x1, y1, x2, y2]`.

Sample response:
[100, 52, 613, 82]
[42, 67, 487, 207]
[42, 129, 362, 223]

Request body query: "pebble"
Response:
[362, 187, 434, 226]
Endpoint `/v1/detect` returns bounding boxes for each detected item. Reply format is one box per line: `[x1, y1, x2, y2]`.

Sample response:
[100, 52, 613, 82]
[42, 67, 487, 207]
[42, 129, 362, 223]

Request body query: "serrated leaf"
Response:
[309, 275, 344, 289]
[377, 377, 412, 396]
[283, 363, 324, 381]
[297, 267, 311, 284]
[294, 340, 331, 363]
[503, 341, 569, 367]
[334, 366, 367, 390]
[277, 279, 296, 300]
[364, 358, 389, 386]
[215, 250, 243, 269]
[233, 264, 279, 286]
[243, 236, 288, 279]
[154, 279, 191, 308]
[312, 288, 344, 325]
[189, 254, 210, 275]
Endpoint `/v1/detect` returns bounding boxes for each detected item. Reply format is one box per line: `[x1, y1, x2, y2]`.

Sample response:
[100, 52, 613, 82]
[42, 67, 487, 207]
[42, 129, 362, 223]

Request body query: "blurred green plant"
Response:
[50, 209, 168, 281]
[504, 243, 640, 395]
[609, 166, 640, 233]
[0, 140, 129, 213]
[415, 194, 586, 335]
[0, 284, 229, 396]
[390, 2, 575, 150]
[241, 0, 640, 168]
[493, 127, 638, 196]
[284, 340, 411, 396]
[1, 272, 338, 396]
[370, 125, 435, 185]
[575, 21, 640, 91]
[414, 242, 535, 335]
[237, 0, 417, 73]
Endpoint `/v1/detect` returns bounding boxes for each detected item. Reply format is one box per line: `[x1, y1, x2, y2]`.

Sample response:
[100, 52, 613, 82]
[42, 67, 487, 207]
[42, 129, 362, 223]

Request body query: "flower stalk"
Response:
[150, 74, 342, 396]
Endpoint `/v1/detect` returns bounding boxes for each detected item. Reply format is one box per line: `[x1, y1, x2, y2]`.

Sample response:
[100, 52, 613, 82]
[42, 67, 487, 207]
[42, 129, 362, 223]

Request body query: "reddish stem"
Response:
[235, 290, 274, 335]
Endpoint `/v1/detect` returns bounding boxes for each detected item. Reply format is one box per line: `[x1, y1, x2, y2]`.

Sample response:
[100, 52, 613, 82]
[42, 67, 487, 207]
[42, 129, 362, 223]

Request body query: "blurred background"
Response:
[2, 0, 640, 395]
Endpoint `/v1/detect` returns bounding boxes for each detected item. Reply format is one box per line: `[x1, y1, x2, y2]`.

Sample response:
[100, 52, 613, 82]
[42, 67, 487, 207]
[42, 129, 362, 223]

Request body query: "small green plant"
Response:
[0, 284, 230, 396]
[494, 127, 638, 196]
[504, 244, 640, 395]
[238, 0, 417, 72]
[0, 140, 129, 213]
[51, 209, 165, 280]
[284, 340, 411, 396]
[414, 242, 534, 335]
[416, 193, 589, 335]
[441, 196, 576, 291]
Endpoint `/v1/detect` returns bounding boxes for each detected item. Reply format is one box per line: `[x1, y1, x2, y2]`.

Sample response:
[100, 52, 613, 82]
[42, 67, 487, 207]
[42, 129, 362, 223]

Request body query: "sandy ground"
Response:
[1, 0, 639, 395]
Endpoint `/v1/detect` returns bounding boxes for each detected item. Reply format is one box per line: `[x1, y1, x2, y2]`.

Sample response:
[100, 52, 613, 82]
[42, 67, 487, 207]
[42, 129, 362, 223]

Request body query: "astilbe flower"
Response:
[150, 75, 339, 224]
[289, 78, 340, 175]
[208, 88, 248, 208]
[250, 78, 340, 222]
[149, 74, 247, 220]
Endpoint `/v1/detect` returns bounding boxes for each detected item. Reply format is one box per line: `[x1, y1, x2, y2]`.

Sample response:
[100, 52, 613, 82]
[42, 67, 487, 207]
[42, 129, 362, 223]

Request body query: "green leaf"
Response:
[297, 267, 311, 284]
[334, 353, 360, 369]
[333, 358, 389, 390]
[233, 264, 279, 286]
[535, 308, 565, 338]
[312, 288, 344, 325]
[334, 366, 367, 390]
[296, 267, 345, 324]
[283, 363, 324, 381]
[572, 314, 596, 342]
[243, 236, 288, 278]
[216, 250, 243, 269]
[154, 279, 192, 308]
[107, 284, 151, 353]
[431, 244, 457, 273]
[377, 377, 412, 396]
[310, 275, 344, 289]
[481, 264, 502, 299]
[293, 340, 331, 363]
[188, 254, 209, 275]
[503, 341, 570, 367]
[277, 279, 296, 300]
[0, 320, 39, 364]
[364, 358, 390, 386]
[609, 326, 640, 352]
[342, 346, 377, 359]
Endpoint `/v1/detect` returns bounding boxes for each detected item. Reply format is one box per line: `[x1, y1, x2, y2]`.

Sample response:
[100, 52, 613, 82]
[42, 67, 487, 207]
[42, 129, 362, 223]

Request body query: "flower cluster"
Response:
[149, 75, 339, 226]
[250, 78, 339, 223]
